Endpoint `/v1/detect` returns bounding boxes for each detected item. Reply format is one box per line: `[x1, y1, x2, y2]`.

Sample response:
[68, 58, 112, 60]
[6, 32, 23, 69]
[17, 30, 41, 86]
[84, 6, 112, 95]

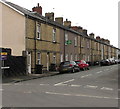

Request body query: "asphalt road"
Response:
[2, 64, 119, 107]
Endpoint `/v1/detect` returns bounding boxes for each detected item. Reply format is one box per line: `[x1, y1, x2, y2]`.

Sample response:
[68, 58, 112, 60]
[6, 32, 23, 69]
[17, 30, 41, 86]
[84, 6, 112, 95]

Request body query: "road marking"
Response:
[96, 71, 102, 74]
[0, 89, 3, 91]
[2, 84, 11, 86]
[104, 69, 109, 71]
[39, 84, 49, 86]
[84, 85, 98, 89]
[70, 84, 82, 87]
[23, 91, 32, 94]
[45, 91, 118, 100]
[81, 74, 92, 78]
[14, 83, 23, 85]
[101, 87, 114, 91]
[54, 79, 74, 86]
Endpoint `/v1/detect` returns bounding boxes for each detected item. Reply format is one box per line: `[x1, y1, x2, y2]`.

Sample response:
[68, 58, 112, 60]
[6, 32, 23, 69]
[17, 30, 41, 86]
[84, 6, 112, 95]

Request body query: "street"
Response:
[2, 64, 119, 107]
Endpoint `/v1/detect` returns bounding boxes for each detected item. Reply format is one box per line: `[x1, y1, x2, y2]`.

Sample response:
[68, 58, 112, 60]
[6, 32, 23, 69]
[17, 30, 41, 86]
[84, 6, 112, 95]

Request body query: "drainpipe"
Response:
[25, 14, 28, 74]
[35, 21, 37, 73]
[80, 36, 82, 60]
[64, 30, 66, 61]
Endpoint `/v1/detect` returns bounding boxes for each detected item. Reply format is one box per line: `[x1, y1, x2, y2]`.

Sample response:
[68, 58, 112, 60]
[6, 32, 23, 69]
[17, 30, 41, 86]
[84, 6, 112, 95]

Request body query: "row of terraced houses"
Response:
[1, 0, 119, 74]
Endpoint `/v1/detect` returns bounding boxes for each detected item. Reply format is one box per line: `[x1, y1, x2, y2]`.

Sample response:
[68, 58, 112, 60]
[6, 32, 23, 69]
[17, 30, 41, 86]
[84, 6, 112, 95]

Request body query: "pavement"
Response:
[2, 65, 100, 84]
[2, 71, 59, 83]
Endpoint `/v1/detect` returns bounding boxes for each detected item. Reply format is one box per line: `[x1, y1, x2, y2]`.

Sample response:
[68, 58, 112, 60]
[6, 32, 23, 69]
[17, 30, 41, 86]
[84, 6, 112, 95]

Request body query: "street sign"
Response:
[0, 52, 7, 60]
[65, 40, 72, 45]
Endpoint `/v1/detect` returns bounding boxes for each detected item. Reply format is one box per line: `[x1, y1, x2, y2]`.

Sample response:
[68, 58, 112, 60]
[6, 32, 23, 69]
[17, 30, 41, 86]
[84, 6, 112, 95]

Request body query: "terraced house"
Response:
[1, 0, 119, 74]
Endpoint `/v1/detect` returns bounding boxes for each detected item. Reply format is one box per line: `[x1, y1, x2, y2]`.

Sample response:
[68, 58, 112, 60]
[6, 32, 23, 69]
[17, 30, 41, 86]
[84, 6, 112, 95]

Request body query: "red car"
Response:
[75, 60, 89, 70]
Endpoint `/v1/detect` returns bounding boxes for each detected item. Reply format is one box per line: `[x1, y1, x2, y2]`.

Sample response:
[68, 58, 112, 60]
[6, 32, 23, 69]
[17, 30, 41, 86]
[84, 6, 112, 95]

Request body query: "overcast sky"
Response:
[8, 0, 119, 48]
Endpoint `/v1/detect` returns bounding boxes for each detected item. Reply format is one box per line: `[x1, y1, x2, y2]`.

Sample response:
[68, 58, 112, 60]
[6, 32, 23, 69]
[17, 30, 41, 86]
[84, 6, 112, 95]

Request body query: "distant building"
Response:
[1, 0, 119, 74]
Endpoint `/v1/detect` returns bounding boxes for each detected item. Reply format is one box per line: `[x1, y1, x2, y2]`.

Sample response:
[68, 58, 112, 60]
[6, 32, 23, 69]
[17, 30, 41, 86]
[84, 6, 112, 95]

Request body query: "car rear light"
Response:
[69, 64, 73, 67]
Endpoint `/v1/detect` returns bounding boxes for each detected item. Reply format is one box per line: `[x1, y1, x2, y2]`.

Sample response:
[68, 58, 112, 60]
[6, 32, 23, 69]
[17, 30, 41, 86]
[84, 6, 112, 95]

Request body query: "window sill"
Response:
[53, 41, 57, 43]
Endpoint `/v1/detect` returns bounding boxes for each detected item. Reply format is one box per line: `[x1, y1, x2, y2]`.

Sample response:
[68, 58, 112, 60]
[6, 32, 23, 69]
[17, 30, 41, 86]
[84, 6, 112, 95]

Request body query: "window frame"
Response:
[37, 24, 41, 40]
[53, 28, 56, 42]
[37, 52, 41, 65]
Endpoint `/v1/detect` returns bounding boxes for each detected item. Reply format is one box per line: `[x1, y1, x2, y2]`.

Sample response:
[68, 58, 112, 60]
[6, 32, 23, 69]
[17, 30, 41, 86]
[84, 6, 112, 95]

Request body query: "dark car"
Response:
[58, 61, 80, 73]
[100, 59, 110, 66]
[75, 60, 89, 70]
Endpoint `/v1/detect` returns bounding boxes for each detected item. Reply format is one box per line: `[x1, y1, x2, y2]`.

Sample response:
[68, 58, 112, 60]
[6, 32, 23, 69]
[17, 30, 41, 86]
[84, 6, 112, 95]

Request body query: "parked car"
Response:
[75, 60, 89, 70]
[58, 61, 80, 73]
[118, 59, 120, 64]
[100, 59, 110, 66]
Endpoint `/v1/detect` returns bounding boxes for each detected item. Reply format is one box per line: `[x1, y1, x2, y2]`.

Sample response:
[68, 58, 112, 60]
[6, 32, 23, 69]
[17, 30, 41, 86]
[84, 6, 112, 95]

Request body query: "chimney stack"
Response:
[105, 39, 110, 44]
[96, 36, 101, 40]
[101, 38, 105, 43]
[71, 26, 83, 33]
[32, 3, 42, 15]
[45, 12, 54, 21]
[64, 19, 71, 27]
[83, 29, 88, 35]
[55, 17, 63, 25]
[89, 33, 95, 38]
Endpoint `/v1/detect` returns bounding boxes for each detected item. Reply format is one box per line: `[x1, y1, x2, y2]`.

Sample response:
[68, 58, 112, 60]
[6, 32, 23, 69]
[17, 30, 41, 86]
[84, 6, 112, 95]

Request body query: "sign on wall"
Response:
[65, 40, 72, 45]
[0, 52, 8, 60]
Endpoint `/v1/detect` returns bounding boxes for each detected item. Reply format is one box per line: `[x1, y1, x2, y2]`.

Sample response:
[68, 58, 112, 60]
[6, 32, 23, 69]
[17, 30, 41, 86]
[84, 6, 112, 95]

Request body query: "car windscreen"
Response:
[60, 62, 70, 66]
[75, 61, 80, 64]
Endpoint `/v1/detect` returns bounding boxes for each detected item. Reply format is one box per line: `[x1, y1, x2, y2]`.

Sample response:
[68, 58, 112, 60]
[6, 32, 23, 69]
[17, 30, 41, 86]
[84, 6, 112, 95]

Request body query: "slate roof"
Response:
[2, 0, 119, 49]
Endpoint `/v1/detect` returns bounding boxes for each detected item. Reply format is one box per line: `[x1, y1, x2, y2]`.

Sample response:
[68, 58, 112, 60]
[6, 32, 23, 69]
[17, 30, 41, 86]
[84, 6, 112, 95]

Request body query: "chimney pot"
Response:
[32, 3, 42, 15]
[55, 17, 63, 25]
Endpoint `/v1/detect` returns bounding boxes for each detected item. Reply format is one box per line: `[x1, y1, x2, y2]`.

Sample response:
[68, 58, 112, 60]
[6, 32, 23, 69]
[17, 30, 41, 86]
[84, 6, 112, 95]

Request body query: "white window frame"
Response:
[70, 54, 73, 61]
[60, 54, 63, 62]
[65, 54, 68, 61]
[81, 38, 84, 47]
[74, 37, 77, 47]
[75, 54, 77, 61]
[37, 52, 41, 65]
[87, 41, 90, 48]
[65, 33, 68, 45]
[53, 28, 56, 42]
[37, 24, 41, 39]
[53, 54, 56, 64]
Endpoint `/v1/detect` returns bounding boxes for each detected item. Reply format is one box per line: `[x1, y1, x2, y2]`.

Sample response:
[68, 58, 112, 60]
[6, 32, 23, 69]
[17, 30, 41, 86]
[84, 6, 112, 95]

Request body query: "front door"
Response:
[47, 53, 49, 71]
[27, 52, 31, 74]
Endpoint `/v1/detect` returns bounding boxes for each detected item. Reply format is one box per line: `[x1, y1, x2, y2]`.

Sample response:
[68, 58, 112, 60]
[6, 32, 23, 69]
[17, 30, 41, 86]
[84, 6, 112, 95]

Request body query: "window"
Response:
[65, 33, 68, 45]
[70, 54, 73, 61]
[81, 38, 84, 47]
[74, 37, 77, 47]
[88, 55, 90, 61]
[53, 28, 56, 42]
[37, 24, 41, 39]
[87, 41, 90, 48]
[98, 43, 100, 50]
[37, 52, 41, 65]
[53, 54, 56, 64]
[60, 54, 63, 62]
[65, 54, 68, 61]
[75, 54, 77, 61]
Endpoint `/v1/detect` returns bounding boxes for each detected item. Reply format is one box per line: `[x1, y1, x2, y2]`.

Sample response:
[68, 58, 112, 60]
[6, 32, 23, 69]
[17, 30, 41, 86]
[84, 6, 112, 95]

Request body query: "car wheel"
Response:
[87, 67, 89, 70]
[82, 68, 85, 71]
[59, 71, 63, 74]
[72, 68, 75, 73]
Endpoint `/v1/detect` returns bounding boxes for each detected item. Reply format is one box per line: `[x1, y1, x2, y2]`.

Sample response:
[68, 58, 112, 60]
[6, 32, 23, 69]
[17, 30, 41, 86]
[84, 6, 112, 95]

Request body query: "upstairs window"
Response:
[74, 37, 77, 47]
[53, 28, 56, 42]
[37, 24, 41, 39]
[65, 33, 68, 45]
[81, 38, 84, 47]
[87, 41, 90, 48]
